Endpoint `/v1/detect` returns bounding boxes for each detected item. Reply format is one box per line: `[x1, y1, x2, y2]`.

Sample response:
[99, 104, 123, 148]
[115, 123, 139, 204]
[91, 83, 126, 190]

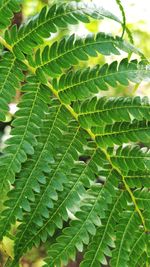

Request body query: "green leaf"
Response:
[5, 3, 124, 60]
[80, 192, 126, 267]
[0, 0, 21, 30]
[35, 35, 141, 83]
[0, 52, 26, 121]
[76, 96, 150, 129]
[43, 169, 119, 267]
[93, 120, 150, 148]
[0, 77, 50, 204]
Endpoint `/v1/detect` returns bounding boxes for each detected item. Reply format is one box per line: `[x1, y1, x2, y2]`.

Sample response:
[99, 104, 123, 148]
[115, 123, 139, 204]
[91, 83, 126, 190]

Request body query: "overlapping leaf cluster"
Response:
[0, 1, 150, 267]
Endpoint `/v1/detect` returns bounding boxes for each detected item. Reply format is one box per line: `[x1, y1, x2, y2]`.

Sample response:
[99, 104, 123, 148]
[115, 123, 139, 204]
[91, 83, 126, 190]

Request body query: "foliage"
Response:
[0, 1, 150, 267]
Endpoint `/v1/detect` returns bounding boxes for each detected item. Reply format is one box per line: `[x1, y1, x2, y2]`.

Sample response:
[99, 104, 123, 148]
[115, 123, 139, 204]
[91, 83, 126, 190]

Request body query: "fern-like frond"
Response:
[53, 59, 149, 104]
[137, 251, 149, 267]
[80, 182, 148, 266]
[92, 120, 150, 147]
[134, 188, 150, 229]
[32, 33, 140, 83]
[109, 145, 150, 172]
[11, 122, 89, 262]
[0, 0, 21, 30]
[122, 170, 150, 188]
[0, 100, 70, 239]
[76, 96, 150, 129]
[43, 172, 119, 267]
[128, 231, 147, 267]
[110, 210, 140, 267]
[0, 52, 25, 121]
[6, 95, 150, 265]
[0, 2, 149, 266]
[10, 146, 107, 257]
[80, 192, 126, 267]
[0, 77, 50, 203]
[4, 3, 122, 60]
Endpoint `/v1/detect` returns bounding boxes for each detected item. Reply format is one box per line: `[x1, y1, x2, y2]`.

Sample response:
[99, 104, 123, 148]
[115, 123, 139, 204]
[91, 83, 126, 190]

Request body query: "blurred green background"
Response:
[0, 0, 150, 266]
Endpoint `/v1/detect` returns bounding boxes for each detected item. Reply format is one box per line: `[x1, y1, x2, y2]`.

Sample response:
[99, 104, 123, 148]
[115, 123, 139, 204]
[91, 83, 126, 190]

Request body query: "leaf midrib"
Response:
[11, 6, 91, 47]
[0, 85, 40, 195]
[78, 104, 150, 117]
[18, 148, 98, 253]
[95, 125, 150, 137]
[89, 193, 123, 267]
[58, 68, 149, 94]
[36, 38, 121, 70]
[0, 104, 62, 239]
[49, 169, 113, 266]
[115, 211, 135, 267]
[15, 126, 80, 255]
